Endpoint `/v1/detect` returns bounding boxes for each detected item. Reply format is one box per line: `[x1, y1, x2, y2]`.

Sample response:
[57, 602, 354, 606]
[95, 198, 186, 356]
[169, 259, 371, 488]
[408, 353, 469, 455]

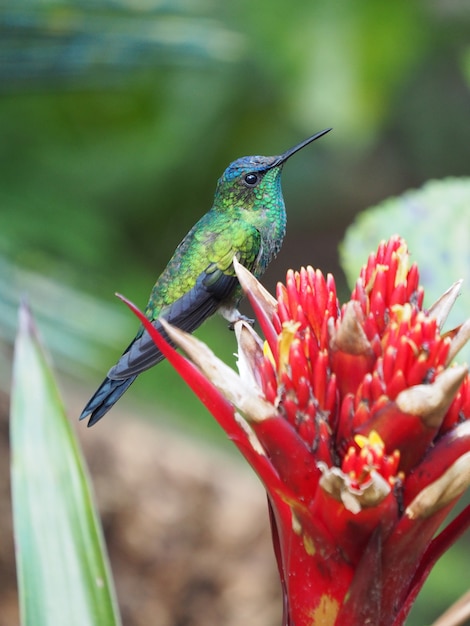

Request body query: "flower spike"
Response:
[121, 236, 470, 626]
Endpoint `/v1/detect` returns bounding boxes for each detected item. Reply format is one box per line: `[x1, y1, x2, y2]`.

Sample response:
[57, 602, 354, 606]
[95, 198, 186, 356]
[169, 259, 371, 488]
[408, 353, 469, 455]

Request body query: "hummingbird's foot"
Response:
[227, 314, 255, 331]
[219, 305, 255, 330]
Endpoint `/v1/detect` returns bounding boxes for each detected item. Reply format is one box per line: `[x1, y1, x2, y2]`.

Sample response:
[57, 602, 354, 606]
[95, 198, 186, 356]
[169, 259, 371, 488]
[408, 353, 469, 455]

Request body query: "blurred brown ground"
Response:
[0, 389, 282, 625]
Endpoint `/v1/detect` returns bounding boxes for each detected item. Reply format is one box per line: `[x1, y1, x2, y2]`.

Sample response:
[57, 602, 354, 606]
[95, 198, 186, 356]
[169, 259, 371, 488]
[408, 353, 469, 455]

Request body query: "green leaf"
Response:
[10, 302, 121, 626]
[340, 177, 470, 361]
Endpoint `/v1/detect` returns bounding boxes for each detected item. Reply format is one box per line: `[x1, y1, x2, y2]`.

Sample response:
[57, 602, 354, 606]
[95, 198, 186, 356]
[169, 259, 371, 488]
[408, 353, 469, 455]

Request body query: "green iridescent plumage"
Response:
[80, 128, 331, 426]
[145, 166, 283, 317]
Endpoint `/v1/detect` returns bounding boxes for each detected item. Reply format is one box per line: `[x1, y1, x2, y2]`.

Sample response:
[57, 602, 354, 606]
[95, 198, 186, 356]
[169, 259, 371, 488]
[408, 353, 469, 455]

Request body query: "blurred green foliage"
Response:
[1, 0, 470, 623]
[1, 0, 469, 294]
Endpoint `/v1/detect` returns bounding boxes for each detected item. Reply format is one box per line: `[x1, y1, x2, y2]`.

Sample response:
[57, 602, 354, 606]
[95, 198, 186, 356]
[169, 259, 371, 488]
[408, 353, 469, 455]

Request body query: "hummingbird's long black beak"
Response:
[270, 127, 332, 168]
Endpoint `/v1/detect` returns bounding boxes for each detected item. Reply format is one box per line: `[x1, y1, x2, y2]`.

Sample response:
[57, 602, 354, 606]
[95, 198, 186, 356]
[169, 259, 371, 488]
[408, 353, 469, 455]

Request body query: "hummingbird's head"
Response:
[222, 155, 281, 183]
[214, 128, 332, 213]
[216, 154, 282, 204]
[215, 156, 284, 214]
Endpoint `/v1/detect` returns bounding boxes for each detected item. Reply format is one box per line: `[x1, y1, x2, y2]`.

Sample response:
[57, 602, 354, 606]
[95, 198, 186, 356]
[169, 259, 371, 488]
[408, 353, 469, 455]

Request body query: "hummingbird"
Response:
[80, 128, 331, 426]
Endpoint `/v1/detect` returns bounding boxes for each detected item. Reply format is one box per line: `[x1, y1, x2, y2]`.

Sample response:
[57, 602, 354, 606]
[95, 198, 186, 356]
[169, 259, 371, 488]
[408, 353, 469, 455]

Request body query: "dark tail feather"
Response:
[80, 375, 137, 427]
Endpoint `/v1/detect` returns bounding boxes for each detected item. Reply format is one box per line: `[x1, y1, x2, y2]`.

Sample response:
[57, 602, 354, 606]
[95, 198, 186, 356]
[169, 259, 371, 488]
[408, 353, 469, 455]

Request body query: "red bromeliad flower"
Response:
[120, 236, 470, 626]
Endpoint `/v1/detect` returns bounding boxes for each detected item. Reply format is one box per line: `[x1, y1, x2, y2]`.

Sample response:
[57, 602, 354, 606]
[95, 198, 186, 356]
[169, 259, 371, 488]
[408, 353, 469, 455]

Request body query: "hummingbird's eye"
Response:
[243, 173, 259, 187]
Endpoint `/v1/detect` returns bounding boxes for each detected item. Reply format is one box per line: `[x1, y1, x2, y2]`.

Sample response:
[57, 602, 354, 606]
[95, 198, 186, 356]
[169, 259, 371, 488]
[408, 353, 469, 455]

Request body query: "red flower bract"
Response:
[119, 236, 470, 626]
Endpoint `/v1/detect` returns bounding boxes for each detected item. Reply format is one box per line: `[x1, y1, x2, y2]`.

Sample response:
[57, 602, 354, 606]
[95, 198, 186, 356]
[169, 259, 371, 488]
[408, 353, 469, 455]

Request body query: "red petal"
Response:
[335, 530, 382, 626]
[242, 286, 279, 363]
[356, 400, 437, 473]
[381, 499, 457, 625]
[310, 481, 398, 566]
[403, 419, 470, 506]
[393, 503, 470, 626]
[252, 415, 322, 498]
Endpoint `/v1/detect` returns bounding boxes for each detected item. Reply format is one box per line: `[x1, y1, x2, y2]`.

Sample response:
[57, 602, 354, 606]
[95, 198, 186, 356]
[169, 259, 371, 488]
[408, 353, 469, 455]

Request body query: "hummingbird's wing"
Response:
[108, 225, 262, 380]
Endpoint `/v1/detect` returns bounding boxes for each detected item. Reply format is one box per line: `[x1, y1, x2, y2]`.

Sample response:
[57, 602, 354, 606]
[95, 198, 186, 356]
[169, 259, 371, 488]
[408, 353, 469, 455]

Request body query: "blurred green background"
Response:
[1, 0, 469, 624]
